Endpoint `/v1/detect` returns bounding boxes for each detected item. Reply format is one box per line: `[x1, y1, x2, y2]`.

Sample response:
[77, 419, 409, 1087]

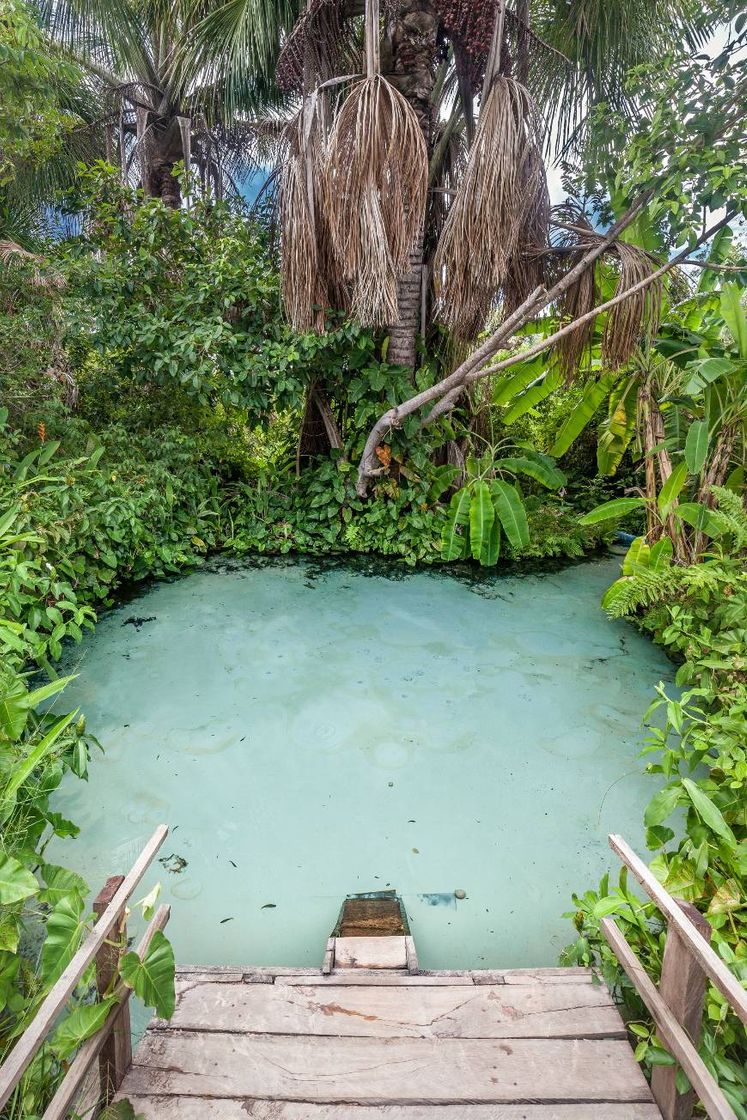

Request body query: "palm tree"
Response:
[266, 0, 719, 365]
[39, 0, 300, 205]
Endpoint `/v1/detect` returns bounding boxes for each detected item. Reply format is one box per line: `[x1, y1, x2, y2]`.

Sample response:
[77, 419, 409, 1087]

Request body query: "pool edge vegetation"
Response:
[1, 0, 746, 1114]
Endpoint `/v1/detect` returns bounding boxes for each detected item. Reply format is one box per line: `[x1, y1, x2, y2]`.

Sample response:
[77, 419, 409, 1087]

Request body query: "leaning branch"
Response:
[356, 190, 651, 493]
[356, 206, 732, 494]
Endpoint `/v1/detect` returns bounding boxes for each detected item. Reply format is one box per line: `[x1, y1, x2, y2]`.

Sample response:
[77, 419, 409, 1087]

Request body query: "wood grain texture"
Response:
[161, 980, 625, 1039]
[651, 903, 712, 1120]
[120, 1032, 653, 1103]
[120, 1098, 663, 1120]
[334, 937, 408, 970]
[277, 973, 475, 986]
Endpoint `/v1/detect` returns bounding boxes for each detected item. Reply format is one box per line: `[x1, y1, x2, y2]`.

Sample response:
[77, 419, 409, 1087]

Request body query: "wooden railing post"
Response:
[93, 875, 132, 1103]
[651, 900, 713, 1120]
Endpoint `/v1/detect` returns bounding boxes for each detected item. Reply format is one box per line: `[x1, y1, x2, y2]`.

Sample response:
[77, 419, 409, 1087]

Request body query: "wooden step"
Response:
[122, 1100, 662, 1120]
[119, 1032, 653, 1104]
[160, 979, 626, 1039]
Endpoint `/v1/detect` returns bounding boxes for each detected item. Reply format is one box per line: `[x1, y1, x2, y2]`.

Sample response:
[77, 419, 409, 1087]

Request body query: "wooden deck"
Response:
[117, 962, 661, 1118]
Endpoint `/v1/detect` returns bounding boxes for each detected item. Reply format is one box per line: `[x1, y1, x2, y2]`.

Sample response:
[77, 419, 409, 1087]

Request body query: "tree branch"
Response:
[356, 205, 733, 494]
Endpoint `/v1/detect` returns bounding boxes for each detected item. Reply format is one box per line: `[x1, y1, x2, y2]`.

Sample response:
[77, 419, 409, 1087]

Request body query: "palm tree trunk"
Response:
[385, 0, 438, 369]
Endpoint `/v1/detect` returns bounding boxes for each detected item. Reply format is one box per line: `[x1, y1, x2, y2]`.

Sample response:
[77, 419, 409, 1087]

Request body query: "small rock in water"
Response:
[454, 889, 467, 900]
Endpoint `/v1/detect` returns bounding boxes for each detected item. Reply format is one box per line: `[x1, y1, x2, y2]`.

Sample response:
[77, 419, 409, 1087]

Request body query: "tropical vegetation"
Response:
[0, 0, 745, 1115]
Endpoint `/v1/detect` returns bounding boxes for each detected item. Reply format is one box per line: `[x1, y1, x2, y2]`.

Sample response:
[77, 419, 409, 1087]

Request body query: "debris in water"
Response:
[412, 848, 419, 854]
[220, 917, 234, 924]
[229, 860, 237, 868]
[261, 903, 276, 909]
[123, 615, 157, 630]
[419, 893, 456, 909]
[159, 853, 188, 874]
[454, 889, 467, 900]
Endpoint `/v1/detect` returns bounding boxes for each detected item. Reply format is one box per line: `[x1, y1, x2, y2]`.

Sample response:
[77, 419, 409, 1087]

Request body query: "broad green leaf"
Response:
[579, 497, 645, 525]
[120, 930, 175, 1019]
[644, 784, 682, 828]
[0, 711, 78, 824]
[597, 376, 637, 476]
[469, 482, 496, 564]
[502, 369, 562, 424]
[649, 537, 673, 571]
[675, 502, 724, 538]
[622, 537, 650, 574]
[681, 357, 734, 397]
[490, 481, 529, 550]
[600, 577, 632, 613]
[698, 226, 732, 293]
[681, 779, 737, 848]
[492, 357, 546, 405]
[720, 283, 747, 358]
[51, 997, 118, 1060]
[497, 454, 566, 490]
[38, 864, 89, 907]
[441, 487, 471, 561]
[550, 373, 617, 457]
[41, 893, 87, 985]
[657, 462, 688, 515]
[683, 420, 709, 475]
[0, 855, 39, 905]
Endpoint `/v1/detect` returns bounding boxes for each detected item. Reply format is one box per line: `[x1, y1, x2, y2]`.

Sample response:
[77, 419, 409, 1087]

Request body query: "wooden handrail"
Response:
[0, 825, 168, 1111]
[42, 904, 171, 1120]
[609, 834, 747, 1024]
[602, 919, 737, 1120]
[605, 834, 746, 1120]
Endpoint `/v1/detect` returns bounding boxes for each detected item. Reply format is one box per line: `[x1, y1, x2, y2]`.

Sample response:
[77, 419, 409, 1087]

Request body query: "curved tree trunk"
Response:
[385, 1, 438, 369]
[141, 118, 185, 208]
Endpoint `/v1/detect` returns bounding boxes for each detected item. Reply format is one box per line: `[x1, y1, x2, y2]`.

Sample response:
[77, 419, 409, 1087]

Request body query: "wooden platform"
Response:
[117, 965, 662, 1118]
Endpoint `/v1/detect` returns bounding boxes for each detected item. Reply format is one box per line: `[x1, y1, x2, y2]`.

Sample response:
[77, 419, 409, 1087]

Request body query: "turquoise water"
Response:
[48, 556, 671, 972]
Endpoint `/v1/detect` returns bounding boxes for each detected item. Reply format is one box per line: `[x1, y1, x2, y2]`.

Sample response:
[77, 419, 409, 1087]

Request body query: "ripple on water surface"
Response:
[48, 556, 672, 971]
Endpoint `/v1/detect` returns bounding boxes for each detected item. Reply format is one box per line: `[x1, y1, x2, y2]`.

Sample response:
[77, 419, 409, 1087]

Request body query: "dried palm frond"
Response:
[433, 75, 546, 338]
[545, 206, 663, 377]
[280, 111, 330, 332]
[0, 240, 65, 289]
[602, 241, 662, 368]
[324, 74, 428, 326]
[502, 140, 550, 315]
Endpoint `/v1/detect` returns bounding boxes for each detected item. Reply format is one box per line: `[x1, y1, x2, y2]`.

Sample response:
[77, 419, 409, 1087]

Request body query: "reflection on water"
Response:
[48, 556, 671, 971]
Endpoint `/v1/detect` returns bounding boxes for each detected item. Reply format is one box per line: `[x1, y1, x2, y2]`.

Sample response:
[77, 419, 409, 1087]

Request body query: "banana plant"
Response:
[441, 444, 566, 565]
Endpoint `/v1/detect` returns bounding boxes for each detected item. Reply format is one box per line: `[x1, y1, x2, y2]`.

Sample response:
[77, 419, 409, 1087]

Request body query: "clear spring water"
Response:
[47, 554, 672, 975]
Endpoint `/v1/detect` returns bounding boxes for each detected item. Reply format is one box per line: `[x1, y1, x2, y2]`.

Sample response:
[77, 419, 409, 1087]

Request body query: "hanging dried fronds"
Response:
[502, 140, 550, 315]
[546, 205, 663, 377]
[325, 74, 428, 326]
[433, 75, 546, 338]
[603, 241, 662, 368]
[280, 112, 329, 332]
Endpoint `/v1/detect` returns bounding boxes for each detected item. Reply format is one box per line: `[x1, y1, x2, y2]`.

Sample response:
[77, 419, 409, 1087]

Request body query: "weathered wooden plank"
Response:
[43, 906, 171, 1120]
[122, 1032, 653, 1103]
[176, 968, 246, 983]
[277, 973, 474, 986]
[121, 1097, 663, 1120]
[473, 969, 594, 985]
[335, 937, 408, 970]
[159, 980, 624, 1039]
[609, 835, 747, 1025]
[0, 825, 168, 1112]
[651, 903, 712, 1120]
[601, 918, 737, 1120]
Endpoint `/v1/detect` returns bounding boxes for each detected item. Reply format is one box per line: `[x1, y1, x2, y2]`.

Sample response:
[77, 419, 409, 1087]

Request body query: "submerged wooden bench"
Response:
[1, 830, 744, 1120]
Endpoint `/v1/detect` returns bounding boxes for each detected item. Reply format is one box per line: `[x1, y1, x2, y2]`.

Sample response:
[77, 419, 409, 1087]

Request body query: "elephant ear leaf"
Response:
[441, 487, 471, 561]
[0, 855, 39, 906]
[490, 481, 529, 550]
[469, 481, 496, 564]
[42, 894, 87, 985]
[51, 997, 118, 1060]
[119, 930, 175, 1020]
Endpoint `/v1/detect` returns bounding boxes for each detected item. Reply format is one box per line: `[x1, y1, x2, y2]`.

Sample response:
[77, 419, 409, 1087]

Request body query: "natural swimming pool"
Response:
[47, 555, 672, 972]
